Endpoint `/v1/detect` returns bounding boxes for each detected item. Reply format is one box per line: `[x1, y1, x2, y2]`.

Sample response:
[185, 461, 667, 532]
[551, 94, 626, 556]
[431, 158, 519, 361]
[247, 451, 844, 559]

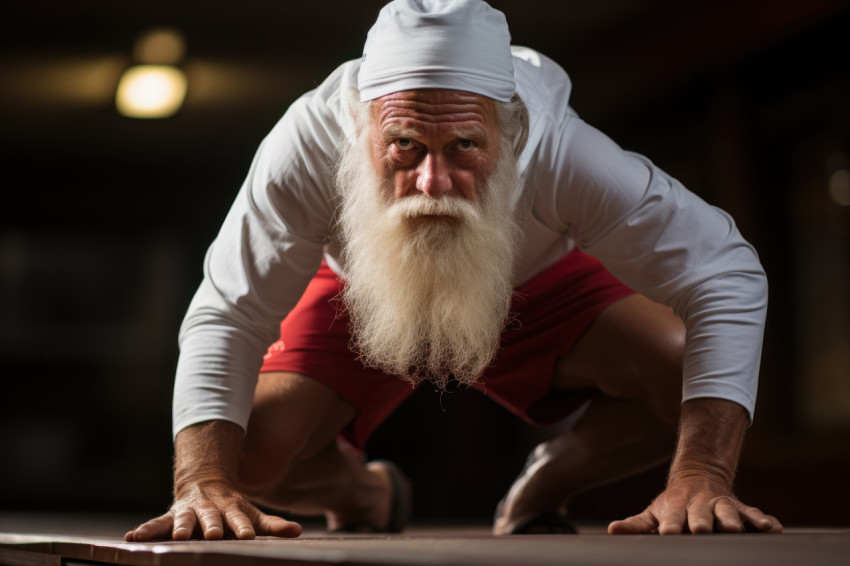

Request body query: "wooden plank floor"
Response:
[1, 515, 848, 566]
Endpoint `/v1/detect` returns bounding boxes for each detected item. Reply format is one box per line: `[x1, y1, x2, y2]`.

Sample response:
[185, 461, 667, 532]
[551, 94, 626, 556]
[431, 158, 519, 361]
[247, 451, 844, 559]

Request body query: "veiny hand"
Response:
[607, 474, 782, 535]
[124, 479, 302, 541]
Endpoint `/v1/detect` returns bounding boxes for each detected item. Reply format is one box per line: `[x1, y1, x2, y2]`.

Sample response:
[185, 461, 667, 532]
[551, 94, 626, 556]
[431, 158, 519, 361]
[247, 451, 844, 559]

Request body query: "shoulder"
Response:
[256, 59, 361, 184]
[266, 59, 359, 151]
[511, 47, 579, 177]
[512, 46, 575, 122]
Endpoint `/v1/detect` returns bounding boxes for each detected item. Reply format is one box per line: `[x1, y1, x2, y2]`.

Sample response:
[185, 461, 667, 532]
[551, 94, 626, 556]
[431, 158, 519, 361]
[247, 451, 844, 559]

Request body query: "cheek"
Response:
[456, 157, 495, 200]
[368, 144, 387, 175]
[367, 146, 404, 196]
[452, 170, 482, 200]
[385, 170, 415, 198]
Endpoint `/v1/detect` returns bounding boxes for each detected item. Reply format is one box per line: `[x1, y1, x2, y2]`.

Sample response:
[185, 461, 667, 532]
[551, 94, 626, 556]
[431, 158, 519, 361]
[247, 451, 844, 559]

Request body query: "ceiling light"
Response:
[115, 65, 187, 118]
[134, 28, 186, 65]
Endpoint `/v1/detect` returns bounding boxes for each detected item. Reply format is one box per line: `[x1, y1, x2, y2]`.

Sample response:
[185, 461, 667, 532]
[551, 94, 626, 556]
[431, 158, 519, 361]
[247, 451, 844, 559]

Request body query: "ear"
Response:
[511, 95, 530, 159]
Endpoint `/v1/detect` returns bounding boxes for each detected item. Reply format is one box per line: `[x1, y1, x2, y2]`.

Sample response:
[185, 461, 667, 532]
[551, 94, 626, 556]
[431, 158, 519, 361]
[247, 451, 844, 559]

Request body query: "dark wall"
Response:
[1, 0, 848, 526]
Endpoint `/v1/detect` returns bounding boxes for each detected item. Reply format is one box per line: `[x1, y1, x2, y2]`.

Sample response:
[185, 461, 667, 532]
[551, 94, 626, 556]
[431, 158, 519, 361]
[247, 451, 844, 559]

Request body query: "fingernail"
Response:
[175, 526, 192, 539]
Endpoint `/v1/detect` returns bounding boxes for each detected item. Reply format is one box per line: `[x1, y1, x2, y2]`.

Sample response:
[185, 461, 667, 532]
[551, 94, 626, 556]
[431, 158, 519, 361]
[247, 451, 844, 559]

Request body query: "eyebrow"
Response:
[380, 124, 488, 144]
[381, 125, 423, 140]
[447, 126, 488, 144]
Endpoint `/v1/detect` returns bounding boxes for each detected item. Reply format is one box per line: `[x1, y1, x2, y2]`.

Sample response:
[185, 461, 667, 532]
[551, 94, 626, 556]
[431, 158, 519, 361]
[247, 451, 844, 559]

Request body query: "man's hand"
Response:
[608, 398, 782, 535]
[124, 479, 301, 541]
[124, 420, 302, 541]
[608, 474, 782, 534]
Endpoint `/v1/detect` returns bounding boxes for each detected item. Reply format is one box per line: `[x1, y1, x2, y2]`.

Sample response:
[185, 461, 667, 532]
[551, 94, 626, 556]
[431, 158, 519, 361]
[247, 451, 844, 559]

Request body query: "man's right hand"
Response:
[124, 479, 302, 541]
[124, 420, 302, 541]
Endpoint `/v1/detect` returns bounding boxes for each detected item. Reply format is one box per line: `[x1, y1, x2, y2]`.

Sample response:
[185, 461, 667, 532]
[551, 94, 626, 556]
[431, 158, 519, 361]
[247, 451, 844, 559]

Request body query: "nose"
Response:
[415, 151, 452, 197]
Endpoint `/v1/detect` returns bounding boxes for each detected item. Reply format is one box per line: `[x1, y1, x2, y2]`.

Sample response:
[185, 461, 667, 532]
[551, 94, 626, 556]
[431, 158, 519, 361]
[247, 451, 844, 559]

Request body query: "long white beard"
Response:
[336, 135, 523, 389]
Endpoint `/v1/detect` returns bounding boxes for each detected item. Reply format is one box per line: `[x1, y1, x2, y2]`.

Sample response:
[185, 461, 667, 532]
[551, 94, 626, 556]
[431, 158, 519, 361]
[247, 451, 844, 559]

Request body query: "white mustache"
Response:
[387, 194, 479, 220]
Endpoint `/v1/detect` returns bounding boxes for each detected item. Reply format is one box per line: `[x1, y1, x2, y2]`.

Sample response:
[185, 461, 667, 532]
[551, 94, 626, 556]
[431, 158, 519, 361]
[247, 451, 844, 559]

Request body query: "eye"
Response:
[395, 138, 415, 150]
[457, 139, 476, 151]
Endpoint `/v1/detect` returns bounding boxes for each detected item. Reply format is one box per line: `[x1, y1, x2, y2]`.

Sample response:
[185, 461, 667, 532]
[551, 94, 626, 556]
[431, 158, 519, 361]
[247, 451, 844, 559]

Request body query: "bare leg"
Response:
[494, 294, 684, 534]
[236, 372, 395, 530]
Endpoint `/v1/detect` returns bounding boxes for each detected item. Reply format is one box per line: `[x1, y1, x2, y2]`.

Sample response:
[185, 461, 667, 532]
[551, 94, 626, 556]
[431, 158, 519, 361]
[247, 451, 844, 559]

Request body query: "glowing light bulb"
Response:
[115, 65, 187, 118]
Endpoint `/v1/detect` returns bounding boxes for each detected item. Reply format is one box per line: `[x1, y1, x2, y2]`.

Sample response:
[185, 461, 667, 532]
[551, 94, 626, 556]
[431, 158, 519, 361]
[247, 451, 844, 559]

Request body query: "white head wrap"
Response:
[358, 0, 516, 102]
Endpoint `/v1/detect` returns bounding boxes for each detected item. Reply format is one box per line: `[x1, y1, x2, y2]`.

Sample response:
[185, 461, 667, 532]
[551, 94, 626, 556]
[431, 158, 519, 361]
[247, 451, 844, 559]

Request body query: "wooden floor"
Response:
[1, 515, 848, 566]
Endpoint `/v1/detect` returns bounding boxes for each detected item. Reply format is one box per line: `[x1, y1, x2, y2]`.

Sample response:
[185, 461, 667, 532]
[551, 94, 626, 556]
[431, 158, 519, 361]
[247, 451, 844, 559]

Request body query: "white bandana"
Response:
[358, 0, 516, 102]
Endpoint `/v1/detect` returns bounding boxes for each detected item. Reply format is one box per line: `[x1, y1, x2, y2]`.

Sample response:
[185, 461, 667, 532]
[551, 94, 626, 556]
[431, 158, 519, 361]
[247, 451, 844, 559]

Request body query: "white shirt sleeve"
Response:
[171, 93, 340, 439]
[533, 115, 767, 420]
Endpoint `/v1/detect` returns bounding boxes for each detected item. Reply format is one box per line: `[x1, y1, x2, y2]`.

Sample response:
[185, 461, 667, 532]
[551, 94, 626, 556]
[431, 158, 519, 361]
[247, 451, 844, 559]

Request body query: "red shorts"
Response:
[261, 249, 633, 450]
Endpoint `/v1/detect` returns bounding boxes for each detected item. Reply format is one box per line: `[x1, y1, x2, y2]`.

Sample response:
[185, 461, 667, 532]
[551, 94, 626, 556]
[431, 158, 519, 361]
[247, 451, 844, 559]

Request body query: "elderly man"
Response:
[126, 0, 782, 541]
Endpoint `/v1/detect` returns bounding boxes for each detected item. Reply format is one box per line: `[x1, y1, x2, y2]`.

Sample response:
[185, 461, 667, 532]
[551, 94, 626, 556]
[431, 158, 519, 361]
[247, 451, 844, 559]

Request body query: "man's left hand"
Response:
[609, 398, 782, 535]
[608, 474, 783, 534]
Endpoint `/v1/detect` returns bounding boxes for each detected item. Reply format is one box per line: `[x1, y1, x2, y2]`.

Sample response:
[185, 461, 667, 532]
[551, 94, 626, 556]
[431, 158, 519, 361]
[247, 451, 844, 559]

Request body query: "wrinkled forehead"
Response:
[370, 89, 499, 135]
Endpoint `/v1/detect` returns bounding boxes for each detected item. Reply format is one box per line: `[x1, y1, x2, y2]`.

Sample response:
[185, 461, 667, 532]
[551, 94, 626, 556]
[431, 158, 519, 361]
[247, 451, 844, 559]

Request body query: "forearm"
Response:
[173, 420, 245, 495]
[668, 398, 748, 489]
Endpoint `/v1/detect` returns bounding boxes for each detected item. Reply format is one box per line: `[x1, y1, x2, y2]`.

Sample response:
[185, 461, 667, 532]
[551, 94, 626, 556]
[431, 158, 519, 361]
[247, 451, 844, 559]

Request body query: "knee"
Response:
[602, 299, 686, 425]
[234, 376, 315, 495]
[236, 426, 305, 496]
[645, 321, 685, 425]
[233, 371, 356, 496]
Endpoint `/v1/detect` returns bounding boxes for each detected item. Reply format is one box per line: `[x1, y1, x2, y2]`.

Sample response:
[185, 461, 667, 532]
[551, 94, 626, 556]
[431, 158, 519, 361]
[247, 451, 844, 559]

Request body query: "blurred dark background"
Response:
[1, 0, 848, 527]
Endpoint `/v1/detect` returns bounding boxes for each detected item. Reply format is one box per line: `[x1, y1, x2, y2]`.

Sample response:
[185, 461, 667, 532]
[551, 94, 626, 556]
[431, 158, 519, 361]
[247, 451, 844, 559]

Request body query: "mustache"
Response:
[387, 194, 480, 220]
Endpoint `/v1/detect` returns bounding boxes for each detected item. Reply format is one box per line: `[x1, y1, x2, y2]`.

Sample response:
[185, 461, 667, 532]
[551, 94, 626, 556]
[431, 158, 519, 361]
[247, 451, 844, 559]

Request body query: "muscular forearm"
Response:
[174, 420, 245, 495]
[668, 398, 748, 489]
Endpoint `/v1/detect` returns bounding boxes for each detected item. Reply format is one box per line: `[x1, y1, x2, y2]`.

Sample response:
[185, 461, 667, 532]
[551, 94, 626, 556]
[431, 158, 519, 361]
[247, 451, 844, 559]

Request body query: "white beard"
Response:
[335, 132, 523, 389]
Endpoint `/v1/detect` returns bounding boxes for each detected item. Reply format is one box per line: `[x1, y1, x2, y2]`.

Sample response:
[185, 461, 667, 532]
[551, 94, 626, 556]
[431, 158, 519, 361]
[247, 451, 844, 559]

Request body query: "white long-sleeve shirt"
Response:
[172, 47, 767, 438]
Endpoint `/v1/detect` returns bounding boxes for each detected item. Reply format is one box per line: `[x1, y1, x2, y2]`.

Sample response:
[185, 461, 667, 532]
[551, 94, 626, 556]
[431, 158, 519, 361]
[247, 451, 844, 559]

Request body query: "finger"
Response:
[657, 506, 686, 535]
[608, 511, 658, 535]
[737, 503, 783, 533]
[222, 504, 256, 540]
[125, 514, 173, 542]
[686, 500, 715, 534]
[195, 505, 225, 540]
[714, 498, 744, 533]
[172, 509, 198, 541]
[756, 514, 784, 534]
[256, 512, 303, 538]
